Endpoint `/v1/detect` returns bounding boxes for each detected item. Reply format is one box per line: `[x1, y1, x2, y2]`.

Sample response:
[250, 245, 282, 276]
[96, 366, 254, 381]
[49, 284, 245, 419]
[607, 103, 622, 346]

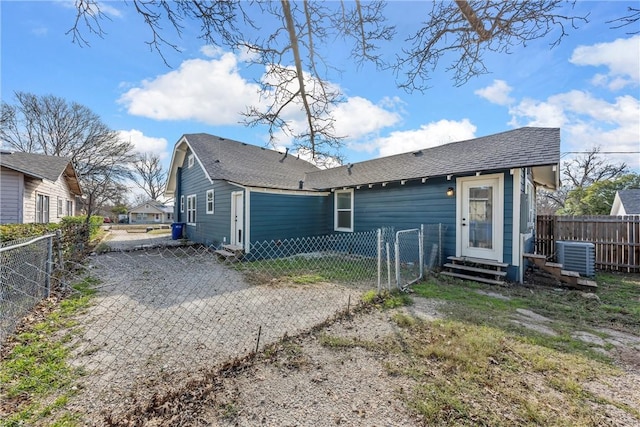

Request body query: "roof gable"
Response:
[0, 151, 82, 194]
[617, 189, 640, 214]
[304, 127, 561, 190]
[166, 133, 321, 194]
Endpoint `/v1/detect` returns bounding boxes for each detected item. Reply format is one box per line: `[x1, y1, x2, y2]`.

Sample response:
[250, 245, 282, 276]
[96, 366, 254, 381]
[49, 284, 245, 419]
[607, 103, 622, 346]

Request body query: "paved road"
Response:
[103, 228, 186, 251]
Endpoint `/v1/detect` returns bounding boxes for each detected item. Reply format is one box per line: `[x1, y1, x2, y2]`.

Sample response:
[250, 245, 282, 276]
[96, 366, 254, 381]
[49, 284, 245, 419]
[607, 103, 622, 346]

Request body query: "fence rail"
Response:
[535, 215, 640, 273]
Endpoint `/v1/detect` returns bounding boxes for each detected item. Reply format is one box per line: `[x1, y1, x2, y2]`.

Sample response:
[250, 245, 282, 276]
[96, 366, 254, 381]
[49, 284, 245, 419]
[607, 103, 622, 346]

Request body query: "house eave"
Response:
[315, 163, 560, 192]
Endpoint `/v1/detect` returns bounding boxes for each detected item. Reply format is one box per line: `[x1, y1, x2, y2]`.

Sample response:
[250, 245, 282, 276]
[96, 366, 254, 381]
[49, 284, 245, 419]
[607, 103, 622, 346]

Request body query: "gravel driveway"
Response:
[66, 245, 365, 423]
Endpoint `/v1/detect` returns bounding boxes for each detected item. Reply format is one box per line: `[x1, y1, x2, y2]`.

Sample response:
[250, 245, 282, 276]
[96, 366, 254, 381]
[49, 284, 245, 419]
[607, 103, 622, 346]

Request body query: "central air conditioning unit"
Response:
[556, 241, 595, 277]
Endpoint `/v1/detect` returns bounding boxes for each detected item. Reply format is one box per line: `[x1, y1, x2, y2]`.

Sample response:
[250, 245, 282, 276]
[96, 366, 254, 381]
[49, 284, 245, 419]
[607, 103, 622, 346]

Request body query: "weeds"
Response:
[411, 273, 640, 359]
[0, 275, 98, 427]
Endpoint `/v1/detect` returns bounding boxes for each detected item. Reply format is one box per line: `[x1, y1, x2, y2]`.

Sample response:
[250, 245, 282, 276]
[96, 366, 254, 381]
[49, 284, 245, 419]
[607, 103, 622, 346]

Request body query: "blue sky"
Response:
[2, 0, 639, 181]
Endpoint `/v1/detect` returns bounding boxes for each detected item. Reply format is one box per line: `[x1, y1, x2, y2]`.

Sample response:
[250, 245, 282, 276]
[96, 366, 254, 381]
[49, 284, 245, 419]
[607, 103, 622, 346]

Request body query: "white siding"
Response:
[0, 168, 23, 224]
[23, 175, 76, 224]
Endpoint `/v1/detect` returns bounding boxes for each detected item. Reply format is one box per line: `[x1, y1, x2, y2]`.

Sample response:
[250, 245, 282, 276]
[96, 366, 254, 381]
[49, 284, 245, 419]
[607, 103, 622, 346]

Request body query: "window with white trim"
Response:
[187, 154, 194, 168]
[57, 198, 63, 217]
[186, 194, 197, 224]
[180, 195, 185, 213]
[206, 189, 214, 214]
[334, 189, 354, 232]
[36, 194, 50, 223]
[66, 200, 73, 216]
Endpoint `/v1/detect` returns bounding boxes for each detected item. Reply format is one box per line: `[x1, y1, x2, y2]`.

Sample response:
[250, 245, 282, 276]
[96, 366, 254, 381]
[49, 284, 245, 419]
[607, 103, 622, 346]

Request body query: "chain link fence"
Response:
[0, 234, 54, 345]
[1, 224, 447, 424]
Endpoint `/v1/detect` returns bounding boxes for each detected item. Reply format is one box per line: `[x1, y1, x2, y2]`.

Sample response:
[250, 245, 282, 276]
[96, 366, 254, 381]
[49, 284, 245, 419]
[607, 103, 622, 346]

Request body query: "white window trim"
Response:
[187, 154, 194, 168]
[206, 189, 215, 214]
[186, 194, 197, 225]
[36, 194, 50, 224]
[180, 195, 185, 213]
[334, 188, 354, 232]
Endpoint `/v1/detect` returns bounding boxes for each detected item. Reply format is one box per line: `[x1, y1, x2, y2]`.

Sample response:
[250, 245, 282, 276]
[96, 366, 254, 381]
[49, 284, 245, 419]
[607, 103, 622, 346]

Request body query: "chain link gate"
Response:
[377, 224, 447, 292]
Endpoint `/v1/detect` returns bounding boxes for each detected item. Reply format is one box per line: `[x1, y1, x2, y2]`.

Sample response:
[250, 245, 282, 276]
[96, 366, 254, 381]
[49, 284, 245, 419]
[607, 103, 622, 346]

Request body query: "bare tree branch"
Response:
[131, 152, 167, 201]
[1, 92, 136, 216]
[396, 1, 587, 90]
[607, 7, 640, 34]
[537, 146, 628, 214]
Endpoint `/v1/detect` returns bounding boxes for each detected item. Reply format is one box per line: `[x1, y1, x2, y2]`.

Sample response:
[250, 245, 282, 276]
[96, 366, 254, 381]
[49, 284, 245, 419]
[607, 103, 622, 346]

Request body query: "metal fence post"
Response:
[45, 235, 53, 298]
[386, 242, 391, 291]
[419, 224, 424, 280]
[56, 229, 63, 269]
[377, 229, 382, 292]
[394, 236, 400, 289]
[438, 223, 443, 266]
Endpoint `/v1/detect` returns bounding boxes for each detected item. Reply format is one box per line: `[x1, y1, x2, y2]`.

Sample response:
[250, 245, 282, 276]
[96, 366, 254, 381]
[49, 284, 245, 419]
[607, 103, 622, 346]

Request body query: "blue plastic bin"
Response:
[171, 223, 185, 240]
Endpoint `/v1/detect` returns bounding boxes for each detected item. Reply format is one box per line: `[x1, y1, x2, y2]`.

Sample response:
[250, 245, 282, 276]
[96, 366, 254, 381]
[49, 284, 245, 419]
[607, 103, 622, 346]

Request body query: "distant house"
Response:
[0, 151, 82, 224]
[165, 128, 560, 282]
[128, 200, 174, 224]
[610, 189, 640, 216]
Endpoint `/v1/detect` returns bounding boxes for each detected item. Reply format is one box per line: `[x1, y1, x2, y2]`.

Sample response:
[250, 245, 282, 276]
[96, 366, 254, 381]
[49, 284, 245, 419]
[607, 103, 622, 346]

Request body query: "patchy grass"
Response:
[411, 272, 640, 359]
[386, 319, 628, 426]
[237, 255, 377, 285]
[0, 276, 98, 427]
[362, 289, 413, 309]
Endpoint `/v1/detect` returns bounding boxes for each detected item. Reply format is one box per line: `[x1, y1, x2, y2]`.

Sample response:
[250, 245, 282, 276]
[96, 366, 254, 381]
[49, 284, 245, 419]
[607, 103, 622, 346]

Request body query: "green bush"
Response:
[59, 216, 103, 241]
[0, 216, 103, 243]
[0, 223, 59, 242]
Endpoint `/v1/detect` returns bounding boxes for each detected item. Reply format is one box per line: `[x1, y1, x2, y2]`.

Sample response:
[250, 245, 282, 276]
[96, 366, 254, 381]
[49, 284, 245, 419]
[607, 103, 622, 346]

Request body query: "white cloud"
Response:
[295, 147, 342, 169]
[119, 52, 262, 125]
[120, 50, 402, 145]
[507, 91, 640, 170]
[474, 80, 514, 106]
[570, 35, 640, 90]
[332, 96, 402, 139]
[118, 129, 169, 158]
[56, 0, 121, 17]
[96, 2, 122, 17]
[365, 119, 477, 158]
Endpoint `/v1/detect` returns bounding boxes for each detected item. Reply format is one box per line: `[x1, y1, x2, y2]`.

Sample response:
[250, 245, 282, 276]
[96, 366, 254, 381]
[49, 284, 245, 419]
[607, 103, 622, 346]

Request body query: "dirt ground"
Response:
[64, 246, 367, 424]
[44, 230, 640, 425]
[109, 295, 640, 427]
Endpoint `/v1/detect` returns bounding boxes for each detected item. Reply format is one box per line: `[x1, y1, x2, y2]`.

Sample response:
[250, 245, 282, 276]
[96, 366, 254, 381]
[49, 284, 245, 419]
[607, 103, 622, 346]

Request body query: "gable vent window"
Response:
[187, 154, 194, 168]
[334, 189, 354, 232]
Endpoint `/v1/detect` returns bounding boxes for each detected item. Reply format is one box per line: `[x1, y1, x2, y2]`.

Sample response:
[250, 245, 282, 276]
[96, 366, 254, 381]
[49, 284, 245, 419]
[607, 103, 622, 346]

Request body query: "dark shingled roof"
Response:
[0, 151, 73, 182]
[304, 127, 560, 189]
[618, 189, 640, 214]
[183, 133, 321, 190]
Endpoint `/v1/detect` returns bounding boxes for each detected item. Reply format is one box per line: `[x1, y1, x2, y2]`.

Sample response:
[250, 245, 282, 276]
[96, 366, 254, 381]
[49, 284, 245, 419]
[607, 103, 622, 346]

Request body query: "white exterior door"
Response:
[457, 174, 504, 262]
[231, 191, 244, 247]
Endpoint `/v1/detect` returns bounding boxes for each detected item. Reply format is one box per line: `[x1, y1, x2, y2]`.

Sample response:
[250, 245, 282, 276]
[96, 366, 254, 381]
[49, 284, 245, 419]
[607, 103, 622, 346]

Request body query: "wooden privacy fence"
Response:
[536, 215, 640, 273]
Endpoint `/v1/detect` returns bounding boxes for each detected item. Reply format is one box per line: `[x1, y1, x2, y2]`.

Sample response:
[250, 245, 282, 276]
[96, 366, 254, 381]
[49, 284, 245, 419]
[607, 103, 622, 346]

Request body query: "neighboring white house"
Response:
[610, 189, 640, 216]
[128, 200, 174, 224]
[0, 151, 82, 224]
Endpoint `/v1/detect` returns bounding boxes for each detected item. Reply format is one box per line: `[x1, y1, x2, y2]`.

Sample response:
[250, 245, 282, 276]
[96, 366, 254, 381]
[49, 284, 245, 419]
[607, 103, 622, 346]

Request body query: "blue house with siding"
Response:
[165, 127, 560, 283]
